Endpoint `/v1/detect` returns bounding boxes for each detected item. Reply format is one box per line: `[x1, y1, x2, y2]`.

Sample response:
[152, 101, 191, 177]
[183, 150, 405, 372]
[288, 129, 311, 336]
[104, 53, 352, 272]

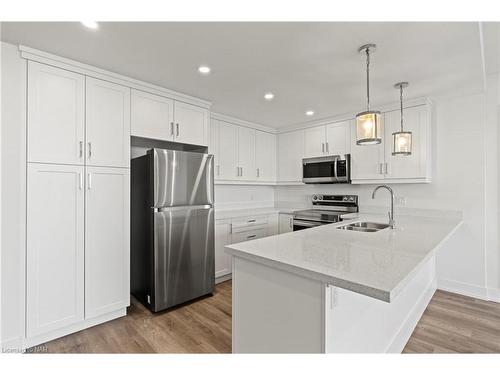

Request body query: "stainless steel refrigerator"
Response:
[131, 148, 214, 312]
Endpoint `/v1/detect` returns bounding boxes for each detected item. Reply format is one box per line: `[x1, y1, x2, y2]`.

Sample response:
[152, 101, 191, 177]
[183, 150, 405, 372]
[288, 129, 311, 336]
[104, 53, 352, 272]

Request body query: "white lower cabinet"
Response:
[215, 221, 232, 279]
[26, 163, 130, 340]
[279, 213, 294, 233]
[85, 167, 130, 319]
[27, 163, 85, 338]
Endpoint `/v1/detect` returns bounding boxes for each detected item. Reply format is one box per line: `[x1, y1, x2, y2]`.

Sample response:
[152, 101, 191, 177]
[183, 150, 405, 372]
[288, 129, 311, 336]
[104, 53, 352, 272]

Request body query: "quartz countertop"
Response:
[215, 206, 300, 220]
[225, 213, 463, 302]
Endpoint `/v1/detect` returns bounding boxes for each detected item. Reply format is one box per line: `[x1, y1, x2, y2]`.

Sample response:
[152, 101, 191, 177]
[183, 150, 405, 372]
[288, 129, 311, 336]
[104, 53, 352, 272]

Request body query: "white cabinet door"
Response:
[278, 131, 304, 182]
[85, 166, 130, 319]
[218, 121, 238, 180]
[237, 126, 256, 180]
[215, 222, 232, 279]
[326, 120, 351, 155]
[384, 106, 429, 180]
[174, 101, 209, 146]
[350, 116, 386, 181]
[27, 61, 85, 165]
[131, 89, 174, 141]
[26, 163, 84, 337]
[303, 126, 326, 158]
[255, 131, 276, 182]
[279, 213, 293, 233]
[86, 78, 131, 168]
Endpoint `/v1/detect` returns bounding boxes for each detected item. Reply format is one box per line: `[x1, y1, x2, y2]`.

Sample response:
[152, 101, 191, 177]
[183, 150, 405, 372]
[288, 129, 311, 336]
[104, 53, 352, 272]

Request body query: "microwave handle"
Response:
[334, 158, 338, 180]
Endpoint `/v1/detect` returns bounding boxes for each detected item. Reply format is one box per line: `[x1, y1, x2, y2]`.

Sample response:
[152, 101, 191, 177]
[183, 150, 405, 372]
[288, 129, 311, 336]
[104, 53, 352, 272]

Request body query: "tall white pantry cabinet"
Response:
[26, 61, 130, 343]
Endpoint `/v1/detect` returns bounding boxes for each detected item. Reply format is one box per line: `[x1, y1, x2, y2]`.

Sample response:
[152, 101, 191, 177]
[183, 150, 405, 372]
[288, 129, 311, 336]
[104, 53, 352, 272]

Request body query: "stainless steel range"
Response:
[292, 194, 359, 231]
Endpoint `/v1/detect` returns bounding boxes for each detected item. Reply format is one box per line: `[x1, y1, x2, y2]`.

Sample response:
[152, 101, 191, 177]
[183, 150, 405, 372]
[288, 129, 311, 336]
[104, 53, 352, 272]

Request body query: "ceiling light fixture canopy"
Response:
[356, 44, 381, 145]
[392, 82, 412, 156]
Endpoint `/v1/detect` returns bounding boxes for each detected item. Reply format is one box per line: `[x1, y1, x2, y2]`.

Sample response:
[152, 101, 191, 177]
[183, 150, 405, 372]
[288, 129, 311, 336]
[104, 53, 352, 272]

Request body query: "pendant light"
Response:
[356, 44, 381, 145]
[392, 82, 412, 156]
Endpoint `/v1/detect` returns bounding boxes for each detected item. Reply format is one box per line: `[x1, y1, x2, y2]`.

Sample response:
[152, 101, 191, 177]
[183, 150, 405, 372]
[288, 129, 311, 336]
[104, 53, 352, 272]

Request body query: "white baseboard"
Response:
[438, 277, 500, 302]
[216, 273, 232, 284]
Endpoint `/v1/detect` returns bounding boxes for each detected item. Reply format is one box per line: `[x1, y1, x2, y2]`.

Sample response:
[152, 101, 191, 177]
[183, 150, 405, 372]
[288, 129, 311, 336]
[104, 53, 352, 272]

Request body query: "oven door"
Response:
[302, 157, 336, 184]
[293, 219, 325, 231]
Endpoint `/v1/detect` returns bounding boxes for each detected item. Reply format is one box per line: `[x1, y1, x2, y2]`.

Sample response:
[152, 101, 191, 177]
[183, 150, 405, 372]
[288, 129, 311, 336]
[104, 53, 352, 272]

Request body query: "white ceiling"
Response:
[1, 22, 484, 128]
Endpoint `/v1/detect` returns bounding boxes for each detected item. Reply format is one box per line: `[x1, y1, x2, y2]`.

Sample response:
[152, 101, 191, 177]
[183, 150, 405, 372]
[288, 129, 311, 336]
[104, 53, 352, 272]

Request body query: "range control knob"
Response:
[318, 195, 323, 200]
[343, 197, 348, 201]
[312, 195, 317, 201]
[349, 197, 355, 201]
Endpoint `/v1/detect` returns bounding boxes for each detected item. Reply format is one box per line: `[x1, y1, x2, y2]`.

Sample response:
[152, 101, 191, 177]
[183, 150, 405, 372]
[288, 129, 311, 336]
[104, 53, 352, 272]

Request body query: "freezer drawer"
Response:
[153, 205, 214, 311]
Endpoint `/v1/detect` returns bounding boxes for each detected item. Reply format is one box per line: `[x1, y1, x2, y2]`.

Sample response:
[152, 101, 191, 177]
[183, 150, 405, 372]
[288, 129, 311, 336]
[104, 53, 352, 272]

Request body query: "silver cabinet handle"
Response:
[79, 141, 83, 159]
[79, 173, 83, 190]
[217, 165, 220, 176]
[326, 142, 329, 154]
[289, 217, 293, 228]
[88, 142, 92, 159]
[240, 167, 243, 177]
[379, 163, 384, 175]
[170, 122, 174, 136]
[247, 219, 256, 223]
[322, 143, 325, 153]
[384, 163, 388, 174]
[257, 168, 260, 178]
[176, 123, 179, 137]
[87, 172, 92, 190]
[247, 234, 257, 239]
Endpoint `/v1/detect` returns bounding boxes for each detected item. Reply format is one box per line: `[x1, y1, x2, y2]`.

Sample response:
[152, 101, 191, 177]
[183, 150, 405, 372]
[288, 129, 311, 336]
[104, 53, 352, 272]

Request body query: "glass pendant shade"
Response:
[392, 131, 412, 155]
[356, 110, 382, 145]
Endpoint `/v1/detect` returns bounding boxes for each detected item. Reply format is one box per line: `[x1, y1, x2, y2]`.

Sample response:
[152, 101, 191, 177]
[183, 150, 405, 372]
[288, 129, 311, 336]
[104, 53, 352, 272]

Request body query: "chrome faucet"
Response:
[372, 185, 395, 229]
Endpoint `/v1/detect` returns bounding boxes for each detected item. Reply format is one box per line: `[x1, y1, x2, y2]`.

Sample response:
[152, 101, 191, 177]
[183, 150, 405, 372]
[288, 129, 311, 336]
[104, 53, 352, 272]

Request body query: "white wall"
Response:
[1, 42, 26, 349]
[276, 90, 500, 301]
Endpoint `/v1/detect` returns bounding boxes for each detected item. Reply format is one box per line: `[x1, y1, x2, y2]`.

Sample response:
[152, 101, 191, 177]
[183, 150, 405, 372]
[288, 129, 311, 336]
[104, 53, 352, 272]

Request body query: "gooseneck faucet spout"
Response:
[372, 185, 395, 229]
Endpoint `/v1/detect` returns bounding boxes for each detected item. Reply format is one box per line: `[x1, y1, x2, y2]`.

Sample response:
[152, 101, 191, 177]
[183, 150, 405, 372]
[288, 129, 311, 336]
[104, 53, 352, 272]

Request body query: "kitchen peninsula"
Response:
[226, 212, 462, 353]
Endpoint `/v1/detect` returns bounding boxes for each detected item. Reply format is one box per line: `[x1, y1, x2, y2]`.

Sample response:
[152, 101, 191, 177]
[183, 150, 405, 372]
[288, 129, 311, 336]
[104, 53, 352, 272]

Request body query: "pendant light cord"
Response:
[366, 47, 370, 111]
[399, 84, 404, 132]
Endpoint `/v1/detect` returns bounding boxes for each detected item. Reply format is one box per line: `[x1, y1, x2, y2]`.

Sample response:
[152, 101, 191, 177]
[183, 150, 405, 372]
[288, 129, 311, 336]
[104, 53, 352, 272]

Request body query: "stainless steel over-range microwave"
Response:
[302, 154, 351, 184]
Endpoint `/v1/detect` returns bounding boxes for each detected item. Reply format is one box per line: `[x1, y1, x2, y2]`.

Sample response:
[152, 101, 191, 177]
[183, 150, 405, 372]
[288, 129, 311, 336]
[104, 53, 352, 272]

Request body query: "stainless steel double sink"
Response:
[336, 221, 390, 233]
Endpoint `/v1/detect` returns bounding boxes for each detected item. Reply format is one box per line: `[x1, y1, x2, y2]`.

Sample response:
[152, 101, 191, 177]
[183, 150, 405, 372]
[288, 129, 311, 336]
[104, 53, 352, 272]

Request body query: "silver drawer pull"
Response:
[247, 234, 257, 239]
[79, 141, 83, 158]
[247, 219, 256, 223]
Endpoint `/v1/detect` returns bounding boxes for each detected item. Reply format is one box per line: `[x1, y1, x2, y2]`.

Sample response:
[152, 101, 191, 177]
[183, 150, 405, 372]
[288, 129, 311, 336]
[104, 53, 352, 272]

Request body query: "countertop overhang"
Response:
[225, 213, 463, 303]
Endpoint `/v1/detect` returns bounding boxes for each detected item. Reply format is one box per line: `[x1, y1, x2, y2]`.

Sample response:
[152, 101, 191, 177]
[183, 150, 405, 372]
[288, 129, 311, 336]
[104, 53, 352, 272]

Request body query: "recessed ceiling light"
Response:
[81, 21, 99, 30]
[305, 110, 315, 116]
[264, 92, 275, 101]
[198, 65, 211, 75]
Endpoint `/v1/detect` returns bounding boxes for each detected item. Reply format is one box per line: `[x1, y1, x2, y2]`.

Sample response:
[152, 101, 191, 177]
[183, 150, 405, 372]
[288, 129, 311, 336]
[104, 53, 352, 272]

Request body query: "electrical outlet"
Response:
[395, 196, 407, 206]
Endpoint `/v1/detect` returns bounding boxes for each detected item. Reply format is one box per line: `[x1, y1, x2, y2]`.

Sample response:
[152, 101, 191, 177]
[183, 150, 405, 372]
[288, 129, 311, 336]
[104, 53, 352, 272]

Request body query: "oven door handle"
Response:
[334, 158, 338, 181]
[293, 219, 324, 228]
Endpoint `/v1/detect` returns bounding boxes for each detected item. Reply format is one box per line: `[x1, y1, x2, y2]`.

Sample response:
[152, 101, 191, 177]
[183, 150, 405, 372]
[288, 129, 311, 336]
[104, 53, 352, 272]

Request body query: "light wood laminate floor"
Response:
[39, 282, 499, 353]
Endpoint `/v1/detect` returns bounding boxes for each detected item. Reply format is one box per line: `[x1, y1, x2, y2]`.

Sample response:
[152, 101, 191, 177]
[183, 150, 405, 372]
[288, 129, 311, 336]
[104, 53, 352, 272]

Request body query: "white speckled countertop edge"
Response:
[225, 213, 463, 303]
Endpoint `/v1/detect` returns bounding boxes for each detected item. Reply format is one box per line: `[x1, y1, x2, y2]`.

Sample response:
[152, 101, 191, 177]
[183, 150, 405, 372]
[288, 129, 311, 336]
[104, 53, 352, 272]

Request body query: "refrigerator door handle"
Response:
[152, 204, 212, 213]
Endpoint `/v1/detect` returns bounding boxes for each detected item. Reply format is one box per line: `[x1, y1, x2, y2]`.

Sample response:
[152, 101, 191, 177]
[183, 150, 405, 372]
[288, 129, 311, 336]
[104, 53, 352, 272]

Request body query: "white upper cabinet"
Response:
[326, 120, 351, 155]
[174, 101, 209, 146]
[304, 126, 326, 158]
[131, 89, 174, 141]
[350, 116, 386, 181]
[351, 104, 431, 183]
[278, 130, 304, 182]
[86, 78, 131, 168]
[255, 130, 276, 182]
[28, 61, 85, 165]
[384, 105, 430, 181]
[209, 119, 220, 175]
[218, 121, 238, 180]
[131, 91, 208, 146]
[85, 166, 130, 319]
[26, 163, 85, 337]
[237, 126, 256, 180]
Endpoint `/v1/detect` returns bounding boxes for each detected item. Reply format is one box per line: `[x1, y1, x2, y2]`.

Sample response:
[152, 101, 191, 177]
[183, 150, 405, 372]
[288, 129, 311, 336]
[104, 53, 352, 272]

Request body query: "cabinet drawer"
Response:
[231, 228, 267, 243]
[231, 215, 268, 232]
